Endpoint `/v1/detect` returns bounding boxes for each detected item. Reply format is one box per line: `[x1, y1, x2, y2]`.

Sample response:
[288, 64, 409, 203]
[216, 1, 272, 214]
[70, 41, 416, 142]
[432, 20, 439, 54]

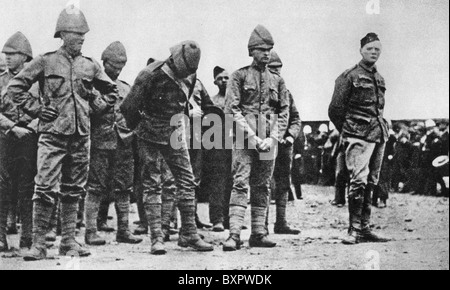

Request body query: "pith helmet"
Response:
[101, 41, 127, 64]
[268, 50, 282, 68]
[2, 31, 33, 61]
[170, 40, 201, 77]
[248, 25, 274, 56]
[54, 6, 90, 38]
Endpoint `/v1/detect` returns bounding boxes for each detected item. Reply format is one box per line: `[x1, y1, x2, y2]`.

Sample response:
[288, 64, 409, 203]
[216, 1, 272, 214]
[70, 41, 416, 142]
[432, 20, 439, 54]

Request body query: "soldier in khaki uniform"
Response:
[0, 32, 38, 251]
[211, 66, 229, 111]
[187, 75, 215, 230]
[223, 25, 290, 251]
[121, 41, 214, 255]
[329, 33, 391, 244]
[266, 51, 301, 235]
[84, 41, 142, 246]
[9, 7, 118, 260]
[209, 66, 232, 231]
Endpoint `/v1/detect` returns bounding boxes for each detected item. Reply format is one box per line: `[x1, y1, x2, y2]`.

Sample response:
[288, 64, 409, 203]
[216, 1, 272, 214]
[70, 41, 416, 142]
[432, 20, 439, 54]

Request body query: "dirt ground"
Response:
[0, 185, 448, 270]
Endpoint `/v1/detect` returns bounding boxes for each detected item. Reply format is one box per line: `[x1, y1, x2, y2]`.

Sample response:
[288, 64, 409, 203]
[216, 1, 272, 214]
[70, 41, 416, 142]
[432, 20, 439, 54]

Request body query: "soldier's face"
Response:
[4, 52, 27, 73]
[252, 48, 272, 65]
[214, 71, 229, 91]
[360, 41, 382, 64]
[104, 60, 125, 81]
[61, 32, 85, 55]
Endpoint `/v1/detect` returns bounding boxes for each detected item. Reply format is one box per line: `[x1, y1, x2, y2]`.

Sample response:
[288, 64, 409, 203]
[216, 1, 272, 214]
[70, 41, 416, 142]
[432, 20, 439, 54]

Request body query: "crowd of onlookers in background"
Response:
[294, 119, 449, 197]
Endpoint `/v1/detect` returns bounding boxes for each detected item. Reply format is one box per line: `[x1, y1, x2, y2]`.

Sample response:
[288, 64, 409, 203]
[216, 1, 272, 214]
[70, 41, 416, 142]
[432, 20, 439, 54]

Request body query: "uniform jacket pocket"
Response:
[343, 115, 371, 138]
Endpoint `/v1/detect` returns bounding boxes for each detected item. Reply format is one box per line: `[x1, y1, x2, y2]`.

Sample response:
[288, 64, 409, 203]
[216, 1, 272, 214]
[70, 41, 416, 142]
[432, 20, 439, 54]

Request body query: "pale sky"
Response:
[1, 0, 448, 120]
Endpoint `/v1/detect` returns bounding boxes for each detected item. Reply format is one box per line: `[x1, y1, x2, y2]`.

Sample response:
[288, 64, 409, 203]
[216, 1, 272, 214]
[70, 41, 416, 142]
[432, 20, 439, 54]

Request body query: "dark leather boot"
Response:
[195, 214, 212, 229]
[342, 227, 361, 245]
[343, 188, 364, 245]
[115, 192, 142, 244]
[146, 203, 166, 254]
[151, 237, 166, 255]
[331, 185, 346, 207]
[362, 185, 374, 230]
[250, 206, 276, 248]
[23, 200, 53, 261]
[249, 234, 276, 248]
[84, 192, 105, 245]
[212, 222, 225, 232]
[360, 228, 391, 243]
[85, 229, 106, 246]
[274, 222, 301, 235]
[116, 230, 143, 244]
[59, 199, 90, 257]
[178, 199, 213, 251]
[98, 221, 115, 232]
[178, 233, 214, 251]
[134, 223, 148, 235]
[222, 234, 241, 252]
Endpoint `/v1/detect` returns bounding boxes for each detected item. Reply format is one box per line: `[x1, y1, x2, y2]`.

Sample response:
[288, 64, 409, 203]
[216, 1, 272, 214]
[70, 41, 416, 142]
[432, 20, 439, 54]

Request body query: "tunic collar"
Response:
[359, 60, 377, 73]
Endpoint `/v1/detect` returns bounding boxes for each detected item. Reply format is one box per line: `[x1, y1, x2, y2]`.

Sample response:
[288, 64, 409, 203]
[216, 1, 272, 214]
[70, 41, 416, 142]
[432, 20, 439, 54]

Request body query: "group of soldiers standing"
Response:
[1, 6, 395, 262]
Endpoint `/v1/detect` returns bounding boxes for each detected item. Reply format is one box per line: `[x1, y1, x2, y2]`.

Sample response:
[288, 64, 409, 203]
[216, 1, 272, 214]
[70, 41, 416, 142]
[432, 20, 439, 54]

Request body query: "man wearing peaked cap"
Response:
[0, 31, 39, 252]
[266, 51, 302, 236]
[84, 41, 142, 246]
[222, 25, 290, 251]
[121, 40, 214, 255]
[8, 7, 119, 261]
[328, 32, 391, 245]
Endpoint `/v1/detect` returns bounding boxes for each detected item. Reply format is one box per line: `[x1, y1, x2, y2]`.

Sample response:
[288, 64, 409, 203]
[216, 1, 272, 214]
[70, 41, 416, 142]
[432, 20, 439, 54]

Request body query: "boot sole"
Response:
[178, 241, 214, 252]
[59, 251, 91, 257]
[342, 240, 359, 245]
[359, 238, 390, 243]
[223, 245, 240, 252]
[133, 231, 148, 235]
[117, 239, 143, 244]
[190, 246, 214, 252]
[85, 241, 106, 246]
[23, 256, 46, 261]
[249, 243, 277, 248]
[151, 249, 167, 255]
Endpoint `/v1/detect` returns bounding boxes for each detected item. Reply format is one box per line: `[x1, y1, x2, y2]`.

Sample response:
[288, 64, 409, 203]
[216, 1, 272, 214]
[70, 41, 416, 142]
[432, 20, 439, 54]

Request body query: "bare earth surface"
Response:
[1, 185, 448, 270]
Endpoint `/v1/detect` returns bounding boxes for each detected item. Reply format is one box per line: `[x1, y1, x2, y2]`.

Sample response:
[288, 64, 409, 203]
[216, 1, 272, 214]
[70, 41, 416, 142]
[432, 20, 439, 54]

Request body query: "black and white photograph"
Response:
[0, 0, 448, 272]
